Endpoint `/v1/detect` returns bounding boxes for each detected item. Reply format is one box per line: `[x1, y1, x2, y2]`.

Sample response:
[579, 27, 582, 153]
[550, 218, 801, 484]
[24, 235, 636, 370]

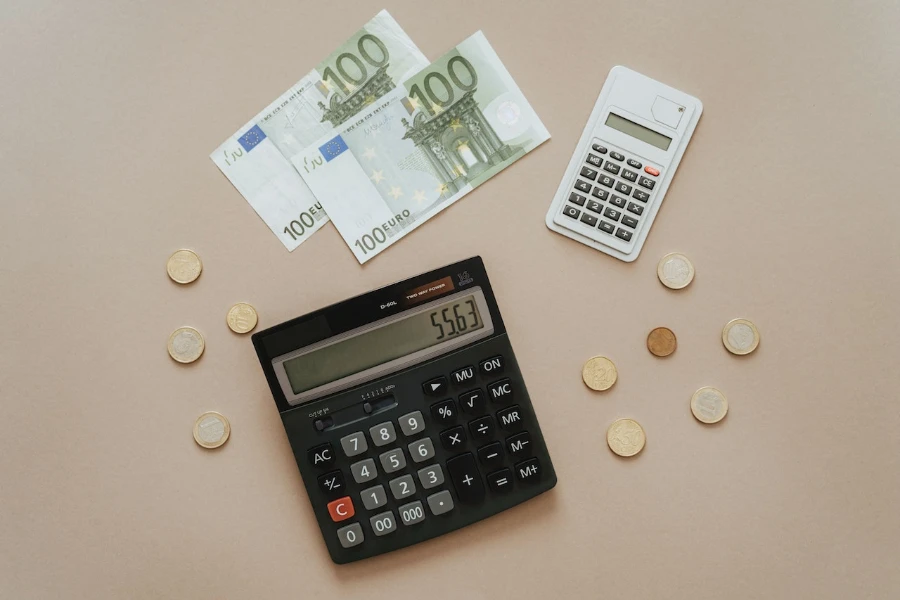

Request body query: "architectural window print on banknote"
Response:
[210, 10, 429, 251]
[296, 31, 550, 263]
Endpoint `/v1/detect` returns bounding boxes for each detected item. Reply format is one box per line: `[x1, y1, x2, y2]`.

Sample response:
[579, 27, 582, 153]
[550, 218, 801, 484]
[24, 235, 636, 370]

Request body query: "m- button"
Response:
[450, 366, 476, 385]
[479, 355, 504, 376]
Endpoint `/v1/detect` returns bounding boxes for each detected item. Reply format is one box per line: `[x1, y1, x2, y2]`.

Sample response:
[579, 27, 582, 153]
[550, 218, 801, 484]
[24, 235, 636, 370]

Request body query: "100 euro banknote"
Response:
[294, 31, 550, 263]
[210, 10, 428, 251]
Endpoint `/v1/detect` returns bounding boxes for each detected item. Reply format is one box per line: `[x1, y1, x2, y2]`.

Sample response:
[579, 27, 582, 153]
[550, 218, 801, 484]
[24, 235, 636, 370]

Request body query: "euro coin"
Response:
[691, 387, 728, 424]
[657, 252, 694, 290]
[226, 302, 258, 334]
[582, 356, 617, 391]
[193, 411, 231, 449]
[166, 249, 202, 284]
[167, 326, 205, 363]
[607, 419, 646, 457]
[647, 327, 677, 357]
[722, 318, 760, 355]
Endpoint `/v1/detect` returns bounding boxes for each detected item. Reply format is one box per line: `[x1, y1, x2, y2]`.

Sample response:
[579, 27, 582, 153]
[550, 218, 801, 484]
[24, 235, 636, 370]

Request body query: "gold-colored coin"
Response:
[607, 418, 646, 457]
[582, 356, 618, 391]
[722, 318, 760, 355]
[226, 302, 258, 334]
[167, 326, 205, 363]
[657, 252, 695, 290]
[166, 249, 202, 284]
[193, 411, 231, 449]
[647, 327, 677, 357]
[691, 387, 729, 424]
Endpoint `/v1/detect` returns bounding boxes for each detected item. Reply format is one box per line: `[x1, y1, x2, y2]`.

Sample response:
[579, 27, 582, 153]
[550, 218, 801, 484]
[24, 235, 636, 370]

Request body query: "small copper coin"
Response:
[646, 327, 677, 357]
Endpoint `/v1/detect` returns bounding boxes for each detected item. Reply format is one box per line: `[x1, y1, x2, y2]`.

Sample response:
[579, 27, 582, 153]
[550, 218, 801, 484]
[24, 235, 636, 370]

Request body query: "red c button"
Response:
[327, 497, 355, 522]
[644, 166, 660, 176]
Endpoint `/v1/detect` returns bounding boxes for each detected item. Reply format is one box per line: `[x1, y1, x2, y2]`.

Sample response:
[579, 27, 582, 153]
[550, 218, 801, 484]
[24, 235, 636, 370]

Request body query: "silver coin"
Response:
[657, 253, 695, 290]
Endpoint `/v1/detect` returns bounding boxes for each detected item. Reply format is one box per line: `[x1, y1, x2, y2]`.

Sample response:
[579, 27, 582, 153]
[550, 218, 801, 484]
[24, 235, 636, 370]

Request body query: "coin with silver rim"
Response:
[226, 302, 258, 334]
[657, 252, 695, 290]
[166, 249, 202, 284]
[722, 318, 760, 355]
[167, 326, 205, 363]
[607, 418, 646, 457]
[193, 411, 231, 449]
[691, 386, 729, 424]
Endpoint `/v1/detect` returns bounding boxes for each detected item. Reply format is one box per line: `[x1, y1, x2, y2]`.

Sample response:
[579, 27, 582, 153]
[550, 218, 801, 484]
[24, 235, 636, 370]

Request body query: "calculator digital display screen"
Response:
[605, 113, 672, 150]
[281, 293, 486, 396]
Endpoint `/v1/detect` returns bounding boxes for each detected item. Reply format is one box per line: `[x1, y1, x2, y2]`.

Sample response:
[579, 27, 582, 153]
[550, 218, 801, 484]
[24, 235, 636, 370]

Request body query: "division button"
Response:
[326, 496, 355, 522]
[633, 189, 650, 202]
[468, 415, 496, 442]
[398, 500, 426, 526]
[426, 490, 455, 516]
[515, 457, 542, 483]
[487, 378, 513, 402]
[422, 376, 448, 396]
[477, 441, 504, 467]
[446, 452, 486, 504]
[369, 510, 397, 537]
[337, 522, 364, 548]
[360, 484, 387, 510]
[307, 443, 335, 468]
[487, 468, 514, 493]
[440, 425, 467, 450]
[339, 432, 367, 457]
[318, 470, 346, 495]
[506, 431, 532, 458]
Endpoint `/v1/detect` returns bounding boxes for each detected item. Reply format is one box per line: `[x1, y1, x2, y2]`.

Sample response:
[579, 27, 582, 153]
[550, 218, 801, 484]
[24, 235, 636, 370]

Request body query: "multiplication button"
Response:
[440, 425, 467, 450]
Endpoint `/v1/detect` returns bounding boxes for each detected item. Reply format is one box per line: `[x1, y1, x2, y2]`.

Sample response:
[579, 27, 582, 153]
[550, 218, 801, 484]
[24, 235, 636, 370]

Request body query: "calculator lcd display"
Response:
[605, 113, 671, 150]
[281, 294, 485, 396]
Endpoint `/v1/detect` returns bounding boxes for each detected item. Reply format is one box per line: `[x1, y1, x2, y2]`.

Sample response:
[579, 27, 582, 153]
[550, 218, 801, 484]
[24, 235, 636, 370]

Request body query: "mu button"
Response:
[326, 496, 355, 522]
[451, 366, 476, 385]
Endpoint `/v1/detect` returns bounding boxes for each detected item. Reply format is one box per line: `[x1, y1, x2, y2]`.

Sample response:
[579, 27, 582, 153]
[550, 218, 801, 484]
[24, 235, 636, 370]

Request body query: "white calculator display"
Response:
[546, 66, 702, 261]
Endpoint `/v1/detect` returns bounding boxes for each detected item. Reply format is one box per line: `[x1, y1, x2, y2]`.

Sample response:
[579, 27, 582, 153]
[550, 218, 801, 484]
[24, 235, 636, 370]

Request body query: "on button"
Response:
[479, 355, 504, 376]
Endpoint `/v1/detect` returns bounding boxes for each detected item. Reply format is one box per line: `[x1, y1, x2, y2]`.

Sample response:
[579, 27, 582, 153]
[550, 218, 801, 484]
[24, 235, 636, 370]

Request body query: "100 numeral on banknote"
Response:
[296, 31, 550, 263]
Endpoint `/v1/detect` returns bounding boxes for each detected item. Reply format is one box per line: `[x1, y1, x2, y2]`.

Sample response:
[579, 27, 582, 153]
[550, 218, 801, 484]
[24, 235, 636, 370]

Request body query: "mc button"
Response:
[488, 378, 513, 402]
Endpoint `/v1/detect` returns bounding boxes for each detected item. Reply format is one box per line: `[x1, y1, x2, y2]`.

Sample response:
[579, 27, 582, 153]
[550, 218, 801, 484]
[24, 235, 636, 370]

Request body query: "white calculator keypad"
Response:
[557, 140, 662, 245]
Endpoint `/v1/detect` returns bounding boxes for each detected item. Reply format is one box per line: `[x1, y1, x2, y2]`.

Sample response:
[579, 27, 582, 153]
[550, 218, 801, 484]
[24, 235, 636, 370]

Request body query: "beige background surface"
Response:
[2, 0, 899, 598]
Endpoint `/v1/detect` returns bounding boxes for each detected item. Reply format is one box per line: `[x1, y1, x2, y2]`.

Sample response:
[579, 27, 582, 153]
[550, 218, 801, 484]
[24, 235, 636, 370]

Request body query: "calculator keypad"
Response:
[304, 348, 553, 562]
[559, 139, 663, 246]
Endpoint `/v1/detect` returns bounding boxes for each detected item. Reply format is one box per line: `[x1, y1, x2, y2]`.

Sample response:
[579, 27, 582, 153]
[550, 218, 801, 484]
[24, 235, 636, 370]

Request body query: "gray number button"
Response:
[389, 474, 417, 500]
[369, 511, 396, 536]
[426, 490, 455, 516]
[369, 421, 396, 447]
[398, 500, 426, 526]
[350, 458, 377, 484]
[398, 411, 425, 437]
[417, 464, 444, 489]
[340, 432, 367, 457]
[379, 448, 406, 474]
[360, 484, 387, 510]
[408, 437, 435, 463]
[337, 522, 364, 548]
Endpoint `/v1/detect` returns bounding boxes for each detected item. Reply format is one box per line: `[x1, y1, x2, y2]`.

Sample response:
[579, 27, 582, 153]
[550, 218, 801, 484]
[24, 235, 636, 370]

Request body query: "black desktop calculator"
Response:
[252, 257, 556, 563]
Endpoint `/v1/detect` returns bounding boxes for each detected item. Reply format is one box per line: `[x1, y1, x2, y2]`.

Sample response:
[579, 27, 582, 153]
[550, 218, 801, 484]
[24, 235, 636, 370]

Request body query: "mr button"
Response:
[497, 405, 524, 431]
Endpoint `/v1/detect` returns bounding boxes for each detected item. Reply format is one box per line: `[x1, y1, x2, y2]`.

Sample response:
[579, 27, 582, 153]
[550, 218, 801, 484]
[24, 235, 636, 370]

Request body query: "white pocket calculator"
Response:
[545, 66, 702, 261]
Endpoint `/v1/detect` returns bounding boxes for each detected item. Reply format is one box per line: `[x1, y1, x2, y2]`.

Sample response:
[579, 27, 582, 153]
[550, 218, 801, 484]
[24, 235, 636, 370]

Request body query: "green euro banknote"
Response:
[294, 31, 550, 263]
[210, 10, 429, 251]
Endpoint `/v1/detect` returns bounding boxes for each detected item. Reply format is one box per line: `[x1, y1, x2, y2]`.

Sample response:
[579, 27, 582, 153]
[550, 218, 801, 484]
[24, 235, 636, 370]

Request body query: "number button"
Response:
[440, 425, 467, 450]
[586, 200, 603, 214]
[360, 484, 387, 510]
[615, 181, 632, 195]
[598, 175, 614, 188]
[368, 421, 396, 447]
[579, 166, 598, 181]
[389, 474, 417, 500]
[398, 500, 426, 526]
[350, 458, 377, 484]
[408, 437, 435, 463]
[307, 443, 335, 468]
[337, 523, 364, 548]
[609, 195, 626, 209]
[318, 470, 345, 495]
[398, 411, 425, 437]
[339, 432, 367, 457]
[417, 464, 445, 489]
[369, 511, 397, 537]
[468, 415, 495, 441]
[591, 187, 609, 201]
[563, 205, 580, 219]
[603, 207, 621, 222]
[568, 192, 586, 207]
[431, 399, 456, 424]
[573, 179, 592, 194]
[326, 496, 355, 522]
[378, 448, 406, 474]
[459, 388, 486, 414]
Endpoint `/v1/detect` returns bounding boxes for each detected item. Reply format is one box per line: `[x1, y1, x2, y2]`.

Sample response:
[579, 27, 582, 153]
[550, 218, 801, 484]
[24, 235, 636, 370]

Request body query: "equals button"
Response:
[487, 468, 513, 493]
